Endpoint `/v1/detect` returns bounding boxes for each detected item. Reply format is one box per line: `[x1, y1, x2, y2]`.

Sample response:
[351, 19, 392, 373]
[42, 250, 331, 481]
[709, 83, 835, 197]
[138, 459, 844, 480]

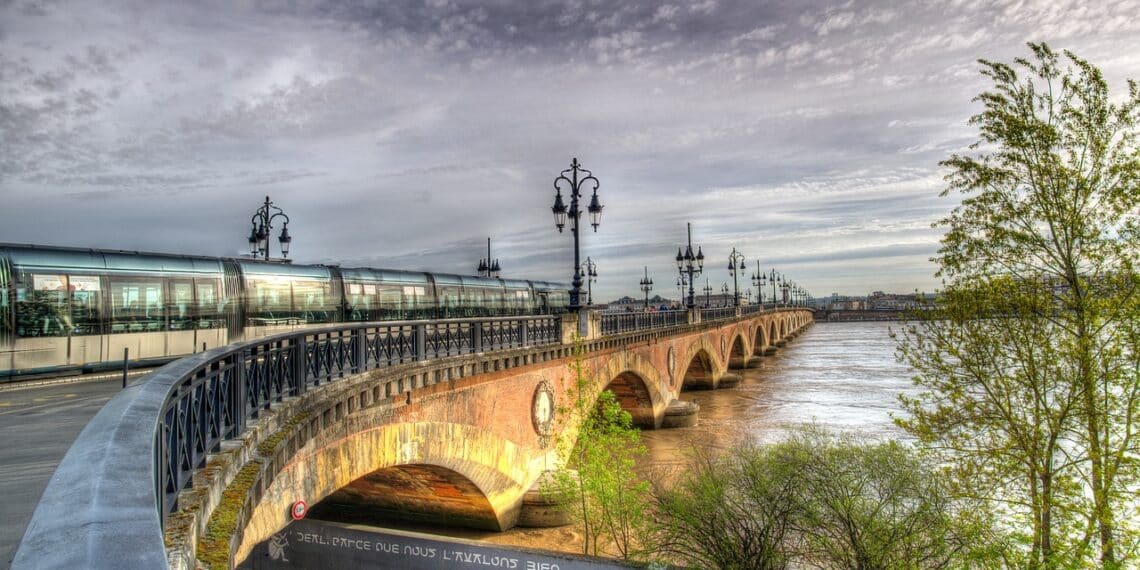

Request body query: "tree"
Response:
[897, 42, 1140, 568]
[649, 442, 798, 569]
[647, 428, 994, 569]
[548, 339, 652, 559]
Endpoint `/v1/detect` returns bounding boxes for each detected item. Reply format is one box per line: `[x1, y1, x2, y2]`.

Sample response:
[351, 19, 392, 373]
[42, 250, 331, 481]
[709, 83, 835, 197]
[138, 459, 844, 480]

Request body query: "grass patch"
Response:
[256, 411, 311, 457]
[197, 461, 262, 570]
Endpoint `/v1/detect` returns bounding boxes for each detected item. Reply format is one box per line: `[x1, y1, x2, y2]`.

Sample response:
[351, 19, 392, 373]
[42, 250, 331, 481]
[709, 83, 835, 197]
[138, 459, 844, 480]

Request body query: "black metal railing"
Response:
[157, 316, 558, 516]
[600, 309, 688, 335]
[740, 304, 765, 316]
[700, 306, 737, 322]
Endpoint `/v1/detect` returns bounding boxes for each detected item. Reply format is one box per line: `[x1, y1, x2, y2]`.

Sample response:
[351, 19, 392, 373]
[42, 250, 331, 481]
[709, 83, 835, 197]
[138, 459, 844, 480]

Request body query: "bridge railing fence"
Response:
[740, 304, 765, 316]
[599, 309, 688, 335]
[699, 306, 737, 322]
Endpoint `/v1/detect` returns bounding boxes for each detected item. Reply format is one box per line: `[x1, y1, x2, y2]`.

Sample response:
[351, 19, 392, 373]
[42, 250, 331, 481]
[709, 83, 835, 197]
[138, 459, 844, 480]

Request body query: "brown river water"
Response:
[320, 321, 919, 556]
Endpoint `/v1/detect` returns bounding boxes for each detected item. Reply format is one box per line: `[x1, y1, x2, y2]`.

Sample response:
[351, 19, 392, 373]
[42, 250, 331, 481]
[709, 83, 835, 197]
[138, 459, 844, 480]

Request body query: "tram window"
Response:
[168, 280, 194, 330]
[403, 285, 427, 319]
[293, 279, 333, 323]
[69, 275, 102, 335]
[438, 286, 461, 318]
[110, 279, 164, 333]
[15, 274, 69, 337]
[345, 282, 369, 321]
[246, 278, 291, 323]
[376, 285, 403, 321]
[196, 280, 223, 329]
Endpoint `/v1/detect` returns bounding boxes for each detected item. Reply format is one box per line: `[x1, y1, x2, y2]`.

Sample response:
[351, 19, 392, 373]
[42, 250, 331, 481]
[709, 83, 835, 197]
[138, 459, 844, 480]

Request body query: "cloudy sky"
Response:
[2, 0, 1138, 301]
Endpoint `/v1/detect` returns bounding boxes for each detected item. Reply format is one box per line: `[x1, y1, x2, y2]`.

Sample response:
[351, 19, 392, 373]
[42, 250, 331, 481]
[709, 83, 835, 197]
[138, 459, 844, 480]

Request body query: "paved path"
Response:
[0, 379, 124, 569]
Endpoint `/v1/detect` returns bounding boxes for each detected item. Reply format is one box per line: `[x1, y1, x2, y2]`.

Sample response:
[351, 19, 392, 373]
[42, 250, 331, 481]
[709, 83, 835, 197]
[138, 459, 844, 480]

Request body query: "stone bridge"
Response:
[15, 307, 812, 569]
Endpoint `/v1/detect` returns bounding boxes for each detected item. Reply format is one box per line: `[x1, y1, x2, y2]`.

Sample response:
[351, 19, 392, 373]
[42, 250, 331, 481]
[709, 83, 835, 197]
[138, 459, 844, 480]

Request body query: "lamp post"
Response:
[702, 278, 712, 308]
[720, 283, 730, 307]
[751, 261, 764, 305]
[727, 247, 745, 307]
[781, 279, 791, 305]
[675, 222, 705, 309]
[760, 269, 779, 306]
[550, 158, 603, 311]
[476, 237, 501, 278]
[581, 257, 598, 306]
[639, 266, 653, 309]
[247, 195, 292, 261]
[746, 288, 753, 305]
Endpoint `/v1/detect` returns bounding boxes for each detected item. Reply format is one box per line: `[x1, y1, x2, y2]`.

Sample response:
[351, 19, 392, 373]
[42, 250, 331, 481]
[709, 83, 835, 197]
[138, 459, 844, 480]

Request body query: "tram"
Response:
[0, 243, 569, 380]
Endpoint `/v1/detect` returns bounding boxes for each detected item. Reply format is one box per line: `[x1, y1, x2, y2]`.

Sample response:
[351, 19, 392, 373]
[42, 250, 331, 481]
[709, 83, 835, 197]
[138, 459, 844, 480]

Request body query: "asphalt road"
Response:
[0, 379, 125, 570]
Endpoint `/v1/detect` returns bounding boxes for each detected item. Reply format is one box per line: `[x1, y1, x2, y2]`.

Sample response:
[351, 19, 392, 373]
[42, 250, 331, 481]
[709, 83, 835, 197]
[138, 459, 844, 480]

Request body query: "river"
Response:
[321, 321, 921, 555]
[641, 320, 917, 468]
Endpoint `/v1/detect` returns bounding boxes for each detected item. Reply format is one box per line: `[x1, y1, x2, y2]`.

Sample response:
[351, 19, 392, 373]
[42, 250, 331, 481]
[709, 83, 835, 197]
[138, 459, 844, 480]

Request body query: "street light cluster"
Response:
[247, 195, 292, 261]
[245, 159, 812, 313]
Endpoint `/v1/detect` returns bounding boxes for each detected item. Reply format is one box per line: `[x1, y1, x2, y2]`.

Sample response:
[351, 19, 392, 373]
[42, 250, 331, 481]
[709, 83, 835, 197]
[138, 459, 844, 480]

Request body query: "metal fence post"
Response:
[354, 327, 367, 373]
[293, 337, 308, 394]
[122, 347, 129, 388]
[415, 323, 427, 360]
[472, 321, 483, 354]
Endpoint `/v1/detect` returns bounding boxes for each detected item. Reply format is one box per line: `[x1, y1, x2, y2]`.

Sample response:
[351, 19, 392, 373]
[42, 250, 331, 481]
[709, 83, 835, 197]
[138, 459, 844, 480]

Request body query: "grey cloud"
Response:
[1, 0, 1139, 299]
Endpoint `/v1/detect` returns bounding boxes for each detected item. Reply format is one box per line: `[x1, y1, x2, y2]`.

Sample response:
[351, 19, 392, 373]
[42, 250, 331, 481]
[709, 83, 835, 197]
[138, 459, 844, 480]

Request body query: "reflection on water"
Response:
[641, 321, 917, 469]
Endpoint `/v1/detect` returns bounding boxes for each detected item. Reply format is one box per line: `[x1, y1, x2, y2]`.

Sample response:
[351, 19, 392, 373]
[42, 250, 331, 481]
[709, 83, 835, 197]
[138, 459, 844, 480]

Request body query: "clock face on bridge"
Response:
[532, 381, 555, 448]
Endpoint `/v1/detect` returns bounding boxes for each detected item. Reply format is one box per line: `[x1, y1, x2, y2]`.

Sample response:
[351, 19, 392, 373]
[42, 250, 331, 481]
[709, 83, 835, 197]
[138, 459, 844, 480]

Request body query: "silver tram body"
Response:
[0, 244, 569, 380]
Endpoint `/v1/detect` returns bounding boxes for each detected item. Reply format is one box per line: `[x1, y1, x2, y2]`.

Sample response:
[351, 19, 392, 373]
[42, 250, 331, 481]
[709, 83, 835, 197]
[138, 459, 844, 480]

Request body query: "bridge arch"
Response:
[769, 321, 779, 346]
[752, 323, 768, 356]
[679, 335, 723, 390]
[728, 332, 750, 369]
[594, 351, 669, 428]
[313, 463, 499, 530]
[236, 421, 536, 562]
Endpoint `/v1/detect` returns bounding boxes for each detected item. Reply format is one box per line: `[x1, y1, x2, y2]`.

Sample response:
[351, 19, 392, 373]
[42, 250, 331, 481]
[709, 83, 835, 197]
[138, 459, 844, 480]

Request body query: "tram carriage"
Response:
[0, 243, 569, 380]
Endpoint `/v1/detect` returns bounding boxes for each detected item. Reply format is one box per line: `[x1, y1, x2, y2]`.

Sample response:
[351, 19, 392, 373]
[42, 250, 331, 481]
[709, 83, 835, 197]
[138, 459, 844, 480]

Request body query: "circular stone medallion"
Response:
[532, 380, 555, 448]
[667, 346, 676, 385]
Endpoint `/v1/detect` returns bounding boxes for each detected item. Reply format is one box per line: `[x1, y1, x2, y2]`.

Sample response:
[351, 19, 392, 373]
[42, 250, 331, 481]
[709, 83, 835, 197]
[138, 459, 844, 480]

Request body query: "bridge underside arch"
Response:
[237, 421, 537, 562]
[728, 334, 750, 369]
[754, 324, 769, 353]
[682, 348, 716, 390]
[604, 371, 656, 429]
[309, 464, 499, 530]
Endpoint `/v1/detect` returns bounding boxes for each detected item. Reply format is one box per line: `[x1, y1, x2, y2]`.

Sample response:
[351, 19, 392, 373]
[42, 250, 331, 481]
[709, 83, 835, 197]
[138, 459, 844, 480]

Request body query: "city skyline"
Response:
[2, 1, 1138, 299]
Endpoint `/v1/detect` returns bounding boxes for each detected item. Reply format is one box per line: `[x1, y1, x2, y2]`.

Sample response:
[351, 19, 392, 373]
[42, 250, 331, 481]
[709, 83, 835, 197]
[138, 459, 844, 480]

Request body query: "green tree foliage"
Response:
[648, 428, 992, 569]
[897, 42, 1140, 568]
[549, 339, 651, 559]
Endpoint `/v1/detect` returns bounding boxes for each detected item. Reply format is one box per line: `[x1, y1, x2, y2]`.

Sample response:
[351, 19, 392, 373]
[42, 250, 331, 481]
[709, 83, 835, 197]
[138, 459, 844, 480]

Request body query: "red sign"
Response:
[291, 500, 307, 520]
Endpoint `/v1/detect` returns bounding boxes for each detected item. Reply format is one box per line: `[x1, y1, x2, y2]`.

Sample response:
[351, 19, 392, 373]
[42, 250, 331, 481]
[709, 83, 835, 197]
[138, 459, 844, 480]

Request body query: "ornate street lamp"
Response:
[476, 237, 501, 278]
[551, 158, 603, 311]
[746, 288, 753, 305]
[720, 282, 730, 307]
[781, 278, 792, 305]
[703, 278, 713, 308]
[581, 257, 598, 306]
[751, 261, 764, 305]
[247, 195, 292, 261]
[759, 268, 780, 306]
[639, 266, 654, 309]
[727, 247, 746, 307]
[675, 222, 704, 309]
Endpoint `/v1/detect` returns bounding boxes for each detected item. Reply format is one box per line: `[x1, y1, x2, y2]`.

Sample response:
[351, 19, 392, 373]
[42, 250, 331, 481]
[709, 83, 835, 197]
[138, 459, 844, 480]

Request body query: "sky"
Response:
[2, 0, 1138, 301]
